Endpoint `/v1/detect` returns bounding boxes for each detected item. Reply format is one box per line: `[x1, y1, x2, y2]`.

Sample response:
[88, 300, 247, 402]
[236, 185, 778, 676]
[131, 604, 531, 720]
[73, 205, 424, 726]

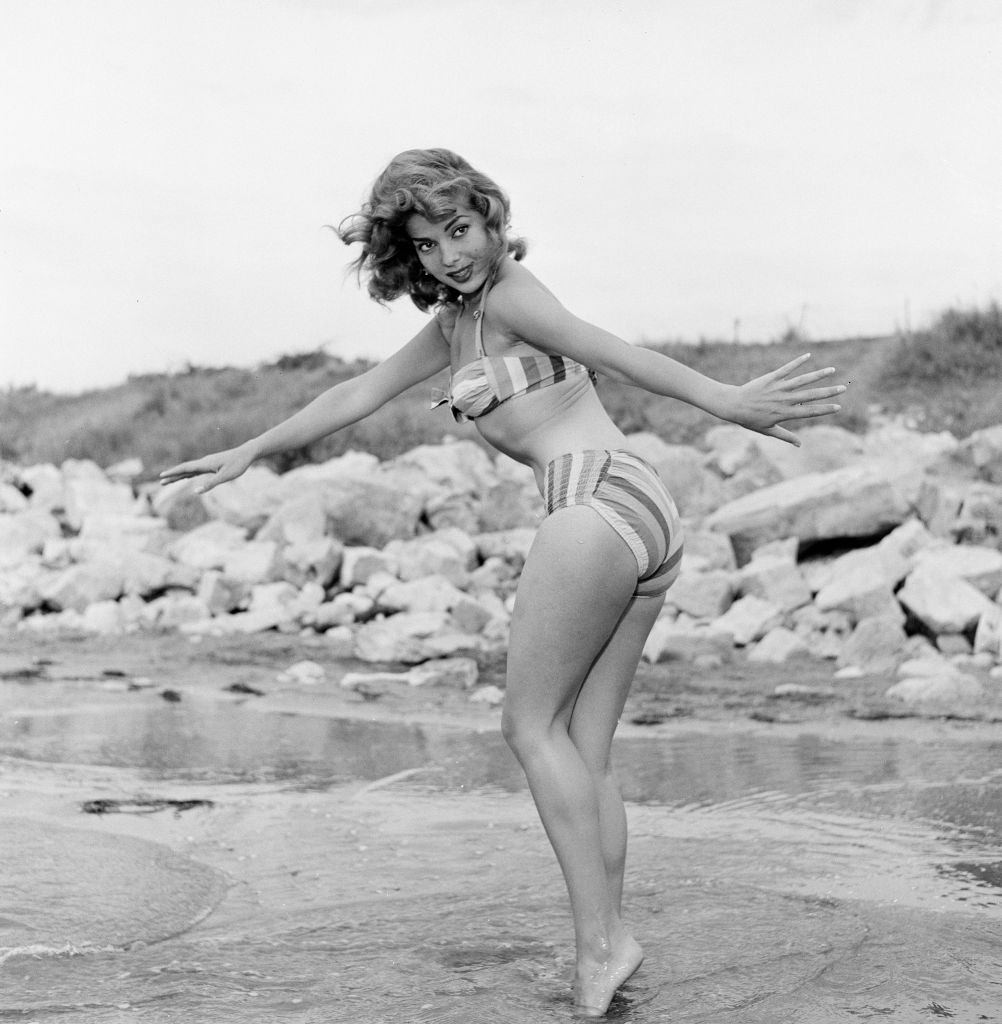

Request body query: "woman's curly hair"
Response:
[338, 148, 527, 312]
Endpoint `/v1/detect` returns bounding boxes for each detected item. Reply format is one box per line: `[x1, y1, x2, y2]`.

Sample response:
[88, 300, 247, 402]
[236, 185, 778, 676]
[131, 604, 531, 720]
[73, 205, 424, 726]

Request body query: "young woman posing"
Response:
[160, 148, 844, 1016]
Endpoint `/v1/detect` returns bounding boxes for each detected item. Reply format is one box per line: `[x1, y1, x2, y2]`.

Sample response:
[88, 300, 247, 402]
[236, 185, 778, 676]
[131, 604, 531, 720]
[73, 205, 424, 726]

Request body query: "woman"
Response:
[160, 148, 844, 1015]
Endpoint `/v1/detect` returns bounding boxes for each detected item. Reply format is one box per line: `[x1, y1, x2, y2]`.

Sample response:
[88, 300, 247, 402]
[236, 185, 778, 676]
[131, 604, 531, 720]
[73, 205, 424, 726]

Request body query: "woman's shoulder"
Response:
[489, 260, 558, 313]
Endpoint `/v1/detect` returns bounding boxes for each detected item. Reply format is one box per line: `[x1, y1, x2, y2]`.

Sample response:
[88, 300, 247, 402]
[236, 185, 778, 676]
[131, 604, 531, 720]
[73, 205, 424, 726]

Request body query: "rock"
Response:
[738, 550, 812, 614]
[973, 605, 1002, 659]
[20, 464, 63, 512]
[339, 546, 396, 587]
[105, 458, 144, 483]
[145, 593, 213, 630]
[705, 461, 915, 564]
[0, 511, 62, 568]
[406, 657, 479, 688]
[952, 482, 1002, 547]
[280, 450, 380, 486]
[222, 541, 284, 585]
[77, 514, 170, 552]
[711, 595, 784, 646]
[378, 575, 466, 614]
[383, 529, 477, 586]
[425, 490, 481, 533]
[898, 565, 996, 635]
[948, 424, 1002, 483]
[281, 538, 343, 588]
[911, 543, 1002, 597]
[201, 465, 286, 532]
[935, 633, 972, 656]
[197, 571, 249, 615]
[748, 627, 812, 663]
[475, 480, 541, 531]
[62, 469, 143, 531]
[703, 426, 783, 487]
[277, 660, 327, 685]
[121, 551, 200, 597]
[423, 630, 489, 658]
[353, 613, 448, 664]
[0, 483, 29, 513]
[151, 481, 211, 532]
[79, 600, 131, 635]
[860, 420, 958, 472]
[256, 491, 329, 546]
[764, 425, 866, 479]
[814, 566, 902, 625]
[666, 569, 734, 619]
[915, 477, 974, 539]
[340, 670, 411, 694]
[390, 440, 497, 492]
[836, 614, 908, 674]
[168, 520, 249, 570]
[309, 591, 375, 629]
[475, 529, 536, 570]
[469, 685, 505, 706]
[679, 528, 737, 572]
[885, 672, 985, 713]
[643, 614, 735, 663]
[40, 561, 125, 612]
[322, 477, 424, 547]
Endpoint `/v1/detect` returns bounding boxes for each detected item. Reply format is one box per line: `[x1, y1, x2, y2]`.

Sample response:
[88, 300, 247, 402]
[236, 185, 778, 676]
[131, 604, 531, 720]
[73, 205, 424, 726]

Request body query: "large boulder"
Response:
[705, 460, 916, 563]
[897, 565, 997, 635]
[61, 461, 144, 531]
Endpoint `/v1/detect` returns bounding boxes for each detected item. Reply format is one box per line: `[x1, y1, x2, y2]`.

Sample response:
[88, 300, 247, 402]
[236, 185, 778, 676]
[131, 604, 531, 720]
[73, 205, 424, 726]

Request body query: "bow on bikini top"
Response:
[431, 274, 596, 423]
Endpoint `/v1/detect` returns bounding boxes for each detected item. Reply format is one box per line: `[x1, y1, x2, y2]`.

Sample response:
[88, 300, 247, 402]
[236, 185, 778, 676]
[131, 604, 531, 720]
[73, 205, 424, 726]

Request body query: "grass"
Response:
[3, 304, 999, 477]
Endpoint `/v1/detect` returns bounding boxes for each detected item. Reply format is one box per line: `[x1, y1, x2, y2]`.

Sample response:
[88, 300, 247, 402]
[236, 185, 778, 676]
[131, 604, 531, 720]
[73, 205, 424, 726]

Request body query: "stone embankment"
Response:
[3, 420, 1002, 715]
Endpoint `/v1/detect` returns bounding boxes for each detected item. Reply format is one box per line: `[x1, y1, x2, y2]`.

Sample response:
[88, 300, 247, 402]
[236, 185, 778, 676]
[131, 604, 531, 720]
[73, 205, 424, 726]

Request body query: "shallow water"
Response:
[2, 685, 1001, 1022]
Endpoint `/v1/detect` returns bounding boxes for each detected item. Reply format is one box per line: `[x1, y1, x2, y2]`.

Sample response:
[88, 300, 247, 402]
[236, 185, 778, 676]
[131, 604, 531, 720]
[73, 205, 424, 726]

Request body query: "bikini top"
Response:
[431, 273, 596, 423]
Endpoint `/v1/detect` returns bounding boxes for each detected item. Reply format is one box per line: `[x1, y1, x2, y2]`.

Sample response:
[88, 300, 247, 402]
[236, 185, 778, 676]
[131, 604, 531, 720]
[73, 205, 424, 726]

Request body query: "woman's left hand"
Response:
[724, 354, 847, 446]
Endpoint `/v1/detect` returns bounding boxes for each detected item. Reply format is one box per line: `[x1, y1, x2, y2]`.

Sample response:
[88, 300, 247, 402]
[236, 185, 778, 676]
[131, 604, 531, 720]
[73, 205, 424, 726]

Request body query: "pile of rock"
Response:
[3, 420, 1001, 711]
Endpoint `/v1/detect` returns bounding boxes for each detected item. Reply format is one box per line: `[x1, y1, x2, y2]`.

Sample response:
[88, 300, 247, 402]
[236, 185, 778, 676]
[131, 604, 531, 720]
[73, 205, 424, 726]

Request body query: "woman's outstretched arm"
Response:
[159, 319, 450, 493]
[495, 270, 847, 446]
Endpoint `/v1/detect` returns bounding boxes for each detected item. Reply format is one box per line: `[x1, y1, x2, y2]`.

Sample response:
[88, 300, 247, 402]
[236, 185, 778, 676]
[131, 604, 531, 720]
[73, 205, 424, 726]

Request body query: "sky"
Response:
[2, 0, 1000, 394]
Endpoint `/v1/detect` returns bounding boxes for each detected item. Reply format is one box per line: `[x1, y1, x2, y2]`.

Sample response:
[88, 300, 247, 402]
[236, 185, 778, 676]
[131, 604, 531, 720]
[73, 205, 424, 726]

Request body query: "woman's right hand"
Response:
[159, 442, 258, 495]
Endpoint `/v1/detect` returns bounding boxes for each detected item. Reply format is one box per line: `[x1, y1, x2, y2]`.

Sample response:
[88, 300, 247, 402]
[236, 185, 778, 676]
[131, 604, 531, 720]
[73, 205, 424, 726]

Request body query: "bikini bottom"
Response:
[543, 449, 684, 597]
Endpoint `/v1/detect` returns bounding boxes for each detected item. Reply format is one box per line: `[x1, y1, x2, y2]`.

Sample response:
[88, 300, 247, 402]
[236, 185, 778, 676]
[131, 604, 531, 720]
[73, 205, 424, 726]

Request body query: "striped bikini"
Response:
[432, 274, 683, 597]
[432, 274, 595, 423]
[545, 450, 684, 597]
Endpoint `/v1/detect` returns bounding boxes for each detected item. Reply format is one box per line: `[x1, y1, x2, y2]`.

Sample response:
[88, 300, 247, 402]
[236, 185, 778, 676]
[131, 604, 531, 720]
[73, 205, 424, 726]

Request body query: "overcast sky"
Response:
[2, 0, 1000, 394]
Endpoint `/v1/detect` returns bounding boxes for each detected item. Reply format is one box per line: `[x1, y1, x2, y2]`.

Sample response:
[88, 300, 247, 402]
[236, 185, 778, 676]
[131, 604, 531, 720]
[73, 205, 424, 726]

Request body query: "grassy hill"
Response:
[3, 304, 999, 480]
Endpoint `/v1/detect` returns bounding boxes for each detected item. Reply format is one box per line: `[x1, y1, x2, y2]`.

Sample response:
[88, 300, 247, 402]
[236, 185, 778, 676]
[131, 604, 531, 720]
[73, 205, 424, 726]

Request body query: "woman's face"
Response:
[406, 199, 496, 296]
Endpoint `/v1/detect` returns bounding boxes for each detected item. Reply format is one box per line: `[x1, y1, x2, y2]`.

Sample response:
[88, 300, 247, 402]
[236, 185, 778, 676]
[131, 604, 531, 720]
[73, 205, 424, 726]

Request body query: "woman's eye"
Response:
[454, 225, 468, 237]
[416, 241, 433, 253]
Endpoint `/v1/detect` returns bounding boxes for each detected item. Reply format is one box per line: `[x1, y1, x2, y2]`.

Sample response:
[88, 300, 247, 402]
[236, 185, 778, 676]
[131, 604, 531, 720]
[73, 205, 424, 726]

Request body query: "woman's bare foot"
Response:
[573, 931, 644, 1017]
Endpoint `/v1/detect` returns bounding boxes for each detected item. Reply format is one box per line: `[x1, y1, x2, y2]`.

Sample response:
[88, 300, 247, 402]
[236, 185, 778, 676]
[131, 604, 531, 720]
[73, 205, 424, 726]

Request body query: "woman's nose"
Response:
[440, 243, 461, 266]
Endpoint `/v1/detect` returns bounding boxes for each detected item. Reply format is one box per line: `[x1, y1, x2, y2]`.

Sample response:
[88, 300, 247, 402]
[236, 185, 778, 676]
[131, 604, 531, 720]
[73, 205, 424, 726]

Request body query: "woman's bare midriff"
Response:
[473, 375, 630, 492]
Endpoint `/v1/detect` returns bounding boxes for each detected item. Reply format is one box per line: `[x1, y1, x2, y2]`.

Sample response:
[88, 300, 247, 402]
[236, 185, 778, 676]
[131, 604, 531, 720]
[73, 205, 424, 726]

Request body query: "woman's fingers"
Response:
[159, 457, 223, 485]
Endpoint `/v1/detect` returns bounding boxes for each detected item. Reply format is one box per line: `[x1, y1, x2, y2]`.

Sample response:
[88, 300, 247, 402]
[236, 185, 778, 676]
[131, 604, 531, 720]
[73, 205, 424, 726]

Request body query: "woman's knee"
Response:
[501, 704, 555, 761]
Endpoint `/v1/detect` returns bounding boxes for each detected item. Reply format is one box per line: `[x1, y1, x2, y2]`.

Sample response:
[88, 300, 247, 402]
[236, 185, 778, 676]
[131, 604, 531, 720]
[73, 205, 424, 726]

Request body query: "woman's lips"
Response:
[448, 265, 473, 284]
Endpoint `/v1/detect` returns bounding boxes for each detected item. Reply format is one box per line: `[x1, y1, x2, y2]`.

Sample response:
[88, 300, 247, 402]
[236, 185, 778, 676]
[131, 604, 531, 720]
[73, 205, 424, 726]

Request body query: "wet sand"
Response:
[2, 633, 1001, 1021]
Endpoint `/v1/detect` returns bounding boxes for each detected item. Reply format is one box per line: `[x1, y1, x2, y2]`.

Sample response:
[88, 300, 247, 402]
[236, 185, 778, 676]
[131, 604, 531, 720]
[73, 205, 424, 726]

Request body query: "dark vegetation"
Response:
[3, 304, 999, 479]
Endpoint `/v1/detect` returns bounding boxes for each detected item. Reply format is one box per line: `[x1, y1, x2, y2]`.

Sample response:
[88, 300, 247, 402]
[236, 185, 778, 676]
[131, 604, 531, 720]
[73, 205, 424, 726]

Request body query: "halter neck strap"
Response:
[471, 268, 496, 358]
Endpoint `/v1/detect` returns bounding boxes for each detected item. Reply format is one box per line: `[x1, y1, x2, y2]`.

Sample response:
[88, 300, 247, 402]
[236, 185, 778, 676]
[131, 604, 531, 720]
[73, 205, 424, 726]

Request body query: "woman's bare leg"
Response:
[501, 505, 651, 1016]
[569, 592, 665, 915]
